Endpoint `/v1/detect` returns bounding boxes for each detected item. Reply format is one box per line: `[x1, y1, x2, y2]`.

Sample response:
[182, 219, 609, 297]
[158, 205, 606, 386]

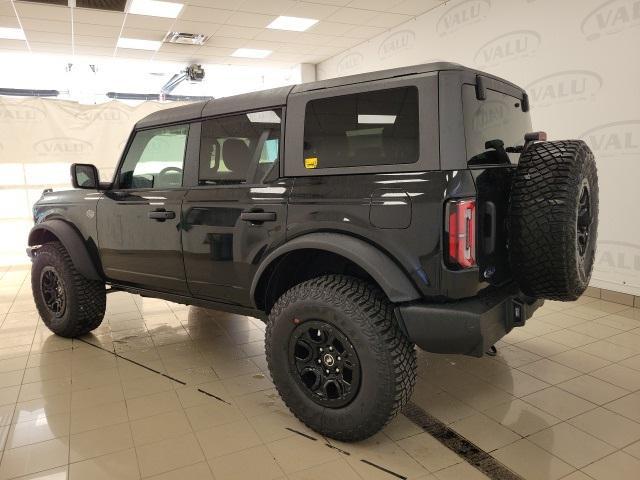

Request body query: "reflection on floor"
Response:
[0, 265, 639, 480]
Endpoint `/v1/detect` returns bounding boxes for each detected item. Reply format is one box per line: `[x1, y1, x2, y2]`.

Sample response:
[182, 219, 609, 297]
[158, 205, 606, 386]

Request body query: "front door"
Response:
[97, 124, 190, 294]
[181, 109, 291, 306]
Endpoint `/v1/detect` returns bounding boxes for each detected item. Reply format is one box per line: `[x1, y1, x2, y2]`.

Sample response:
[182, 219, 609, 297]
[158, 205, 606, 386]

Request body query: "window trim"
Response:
[284, 73, 439, 177]
[111, 122, 191, 191]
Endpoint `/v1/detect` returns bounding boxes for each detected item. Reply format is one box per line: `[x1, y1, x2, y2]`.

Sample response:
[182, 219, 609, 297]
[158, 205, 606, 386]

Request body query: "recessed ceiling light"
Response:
[0, 27, 26, 41]
[117, 37, 162, 51]
[267, 16, 319, 32]
[358, 115, 397, 124]
[232, 48, 272, 59]
[129, 0, 184, 18]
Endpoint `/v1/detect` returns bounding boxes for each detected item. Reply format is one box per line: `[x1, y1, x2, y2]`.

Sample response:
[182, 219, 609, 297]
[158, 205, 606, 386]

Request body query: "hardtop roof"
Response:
[135, 62, 522, 129]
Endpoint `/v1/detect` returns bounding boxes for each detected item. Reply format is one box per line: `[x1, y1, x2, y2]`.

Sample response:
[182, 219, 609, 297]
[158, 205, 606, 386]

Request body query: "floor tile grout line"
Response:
[402, 401, 525, 480]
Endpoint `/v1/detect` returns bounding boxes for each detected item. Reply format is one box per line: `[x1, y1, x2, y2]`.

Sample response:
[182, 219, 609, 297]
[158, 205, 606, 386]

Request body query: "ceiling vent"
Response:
[17, 0, 127, 10]
[164, 32, 209, 46]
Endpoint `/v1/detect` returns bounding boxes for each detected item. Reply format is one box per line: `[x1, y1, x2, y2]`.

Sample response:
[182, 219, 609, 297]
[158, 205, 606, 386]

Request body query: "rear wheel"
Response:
[266, 274, 416, 441]
[31, 241, 105, 337]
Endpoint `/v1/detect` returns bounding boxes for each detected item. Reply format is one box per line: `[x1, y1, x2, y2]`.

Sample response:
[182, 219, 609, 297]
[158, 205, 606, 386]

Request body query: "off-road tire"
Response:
[32, 241, 105, 337]
[266, 274, 416, 442]
[509, 140, 598, 300]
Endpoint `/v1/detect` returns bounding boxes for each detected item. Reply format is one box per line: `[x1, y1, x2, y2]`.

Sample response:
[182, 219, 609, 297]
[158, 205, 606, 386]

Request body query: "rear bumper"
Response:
[396, 284, 543, 357]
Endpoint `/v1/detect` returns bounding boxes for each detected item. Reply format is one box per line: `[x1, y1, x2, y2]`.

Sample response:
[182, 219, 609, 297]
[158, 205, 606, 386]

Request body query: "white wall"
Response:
[318, 0, 640, 296]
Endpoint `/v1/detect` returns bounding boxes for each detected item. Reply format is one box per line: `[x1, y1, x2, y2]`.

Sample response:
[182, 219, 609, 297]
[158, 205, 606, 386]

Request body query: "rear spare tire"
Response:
[508, 140, 598, 301]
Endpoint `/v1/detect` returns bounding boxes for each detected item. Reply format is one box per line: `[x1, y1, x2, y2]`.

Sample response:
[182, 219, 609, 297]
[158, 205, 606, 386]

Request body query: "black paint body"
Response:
[29, 63, 543, 356]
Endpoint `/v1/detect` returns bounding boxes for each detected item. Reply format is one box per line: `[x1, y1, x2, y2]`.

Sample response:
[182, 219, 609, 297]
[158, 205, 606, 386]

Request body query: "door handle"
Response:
[240, 210, 276, 224]
[148, 209, 176, 221]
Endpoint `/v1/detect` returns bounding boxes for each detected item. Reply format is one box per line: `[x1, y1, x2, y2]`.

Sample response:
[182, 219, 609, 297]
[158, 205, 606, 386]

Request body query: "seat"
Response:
[222, 139, 251, 180]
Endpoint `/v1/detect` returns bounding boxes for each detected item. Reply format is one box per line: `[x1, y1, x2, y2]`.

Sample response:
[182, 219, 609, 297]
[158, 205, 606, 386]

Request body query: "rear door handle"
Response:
[240, 210, 276, 224]
[148, 209, 176, 221]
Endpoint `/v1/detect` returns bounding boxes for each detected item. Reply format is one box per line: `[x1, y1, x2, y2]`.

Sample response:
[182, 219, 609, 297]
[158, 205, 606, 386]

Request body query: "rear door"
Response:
[97, 124, 191, 294]
[181, 109, 291, 306]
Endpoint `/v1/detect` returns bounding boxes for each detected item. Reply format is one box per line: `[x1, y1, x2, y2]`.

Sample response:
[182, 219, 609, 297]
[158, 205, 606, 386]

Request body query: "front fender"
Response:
[28, 219, 102, 281]
[250, 232, 421, 306]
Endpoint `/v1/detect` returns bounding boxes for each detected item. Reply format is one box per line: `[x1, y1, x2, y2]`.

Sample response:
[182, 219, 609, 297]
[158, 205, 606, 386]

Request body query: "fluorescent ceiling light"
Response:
[358, 114, 397, 124]
[232, 48, 272, 59]
[267, 16, 319, 32]
[117, 37, 162, 51]
[0, 27, 25, 40]
[129, 0, 184, 18]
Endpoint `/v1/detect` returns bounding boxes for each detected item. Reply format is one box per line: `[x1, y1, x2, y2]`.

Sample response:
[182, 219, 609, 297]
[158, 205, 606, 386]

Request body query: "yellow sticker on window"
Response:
[305, 157, 318, 169]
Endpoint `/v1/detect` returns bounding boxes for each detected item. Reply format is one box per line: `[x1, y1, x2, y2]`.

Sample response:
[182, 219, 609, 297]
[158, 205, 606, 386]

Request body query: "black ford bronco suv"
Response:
[28, 63, 598, 441]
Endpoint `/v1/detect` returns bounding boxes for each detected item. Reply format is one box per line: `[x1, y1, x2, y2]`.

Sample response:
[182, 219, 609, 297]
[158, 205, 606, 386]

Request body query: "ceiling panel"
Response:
[326, 7, 378, 25]
[179, 6, 233, 24]
[73, 7, 124, 26]
[120, 27, 166, 41]
[25, 30, 70, 44]
[226, 11, 275, 28]
[74, 34, 117, 47]
[0, 14, 20, 28]
[236, 0, 294, 16]
[213, 24, 260, 40]
[73, 22, 121, 38]
[283, 2, 339, 20]
[123, 14, 174, 31]
[14, 2, 69, 21]
[19, 18, 70, 34]
[390, 0, 443, 16]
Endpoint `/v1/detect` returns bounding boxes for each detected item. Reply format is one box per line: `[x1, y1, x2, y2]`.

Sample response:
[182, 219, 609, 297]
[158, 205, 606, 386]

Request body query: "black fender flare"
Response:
[28, 219, 102, 281]
[250, 232, 421, 306]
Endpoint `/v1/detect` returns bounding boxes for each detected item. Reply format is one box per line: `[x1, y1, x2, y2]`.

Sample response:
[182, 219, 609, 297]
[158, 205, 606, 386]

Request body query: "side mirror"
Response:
[71, 163, 99, 189]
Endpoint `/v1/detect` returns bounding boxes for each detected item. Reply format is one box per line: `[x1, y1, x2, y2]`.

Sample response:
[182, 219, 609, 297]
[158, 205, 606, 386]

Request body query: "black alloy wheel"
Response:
[289, 320, 361, 408]
[40, 266, 66, 317]
[577, 184, 592, 258]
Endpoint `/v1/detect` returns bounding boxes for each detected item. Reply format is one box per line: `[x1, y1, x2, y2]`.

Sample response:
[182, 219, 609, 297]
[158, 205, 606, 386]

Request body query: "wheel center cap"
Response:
[323, 353, 335, 367]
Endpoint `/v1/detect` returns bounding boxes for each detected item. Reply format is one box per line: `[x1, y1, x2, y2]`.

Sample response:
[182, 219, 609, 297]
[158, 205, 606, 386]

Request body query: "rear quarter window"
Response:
[303, 86, 419, 169]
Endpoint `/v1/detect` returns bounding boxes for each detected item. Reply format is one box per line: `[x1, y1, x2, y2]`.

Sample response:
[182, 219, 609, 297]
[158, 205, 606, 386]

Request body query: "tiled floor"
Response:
[0, 265, 639, 480]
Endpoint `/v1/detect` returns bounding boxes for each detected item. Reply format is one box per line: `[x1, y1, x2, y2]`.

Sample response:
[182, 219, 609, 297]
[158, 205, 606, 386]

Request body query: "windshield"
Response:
[462, 84, 532, 165]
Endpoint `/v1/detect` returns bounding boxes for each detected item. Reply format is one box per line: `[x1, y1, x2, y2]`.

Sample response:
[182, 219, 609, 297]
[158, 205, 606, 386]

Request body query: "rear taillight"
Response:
[446, 198, 476, 268]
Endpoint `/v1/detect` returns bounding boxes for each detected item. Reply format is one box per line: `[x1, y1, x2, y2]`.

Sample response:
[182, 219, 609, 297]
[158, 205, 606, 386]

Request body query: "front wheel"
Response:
[265, 275, 416, 442]
[31, 241, 106, 337]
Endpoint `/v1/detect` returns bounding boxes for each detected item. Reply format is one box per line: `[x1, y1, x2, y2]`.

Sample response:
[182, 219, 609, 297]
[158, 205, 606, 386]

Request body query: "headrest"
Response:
[222, 139, 251, 176]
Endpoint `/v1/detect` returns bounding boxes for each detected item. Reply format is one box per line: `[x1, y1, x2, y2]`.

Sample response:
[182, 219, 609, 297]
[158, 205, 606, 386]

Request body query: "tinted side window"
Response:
[119, 125, 188, 189]
[303, 86, 419, 169]
[199, 110, 281, 185]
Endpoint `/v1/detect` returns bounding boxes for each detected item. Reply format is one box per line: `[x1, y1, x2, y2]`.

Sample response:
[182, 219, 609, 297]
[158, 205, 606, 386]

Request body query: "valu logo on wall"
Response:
[337, 52, 364, 74]
[526, 71, 603, 108]
[580, 120, 640, 157]
[0, 104, 46, 123]
[33, 137, 94, 156]
[436, 0, 491, 36]
[471, 100, 509, 132]
[474, 30, 541, 67]
[595, 240, 640, 289]
[76, 105, 131, 123]
[378, 30, 416, 60]
[581, 0, 640, 41]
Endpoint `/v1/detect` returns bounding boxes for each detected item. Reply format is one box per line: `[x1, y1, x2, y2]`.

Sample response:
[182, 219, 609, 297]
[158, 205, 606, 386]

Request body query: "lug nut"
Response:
[325, 369, 330, 374]
[336, 368, 340, 373]
[318, 359, 321, 364]
[319, 348, 323, 352]
[329, 346, 333, 351]
[337, 356, 341, 361]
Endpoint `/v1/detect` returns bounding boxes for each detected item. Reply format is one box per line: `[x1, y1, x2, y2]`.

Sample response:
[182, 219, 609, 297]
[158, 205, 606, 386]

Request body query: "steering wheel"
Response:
[156, 166, 183, 186]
